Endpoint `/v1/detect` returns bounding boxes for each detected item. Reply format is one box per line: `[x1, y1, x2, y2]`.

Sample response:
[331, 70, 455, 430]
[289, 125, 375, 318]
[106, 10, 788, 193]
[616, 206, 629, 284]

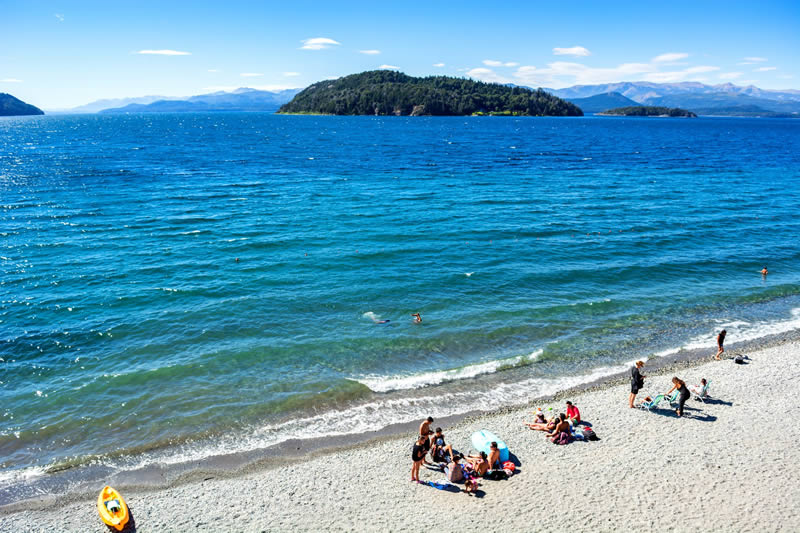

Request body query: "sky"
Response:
[2, 0, 799, 109]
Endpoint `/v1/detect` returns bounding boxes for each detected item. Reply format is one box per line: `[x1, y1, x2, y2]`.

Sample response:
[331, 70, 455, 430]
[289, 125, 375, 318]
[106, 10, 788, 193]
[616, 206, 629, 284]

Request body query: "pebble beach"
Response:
[2, 338, 798, 532]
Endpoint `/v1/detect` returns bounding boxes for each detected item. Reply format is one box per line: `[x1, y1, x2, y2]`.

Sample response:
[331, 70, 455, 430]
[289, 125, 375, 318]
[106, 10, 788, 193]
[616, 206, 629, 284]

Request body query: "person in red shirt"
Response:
[566, 401, 581, 423]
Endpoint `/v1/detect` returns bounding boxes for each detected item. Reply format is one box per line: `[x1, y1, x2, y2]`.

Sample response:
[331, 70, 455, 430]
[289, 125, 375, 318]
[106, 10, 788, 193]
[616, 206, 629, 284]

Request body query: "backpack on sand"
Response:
[581, 427, 599, 441]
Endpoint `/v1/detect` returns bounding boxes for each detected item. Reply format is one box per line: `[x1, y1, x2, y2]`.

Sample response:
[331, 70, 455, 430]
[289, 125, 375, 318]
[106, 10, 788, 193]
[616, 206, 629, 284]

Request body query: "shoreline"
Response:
[2, 326, 798, 517]
[4, 329, 799, 531]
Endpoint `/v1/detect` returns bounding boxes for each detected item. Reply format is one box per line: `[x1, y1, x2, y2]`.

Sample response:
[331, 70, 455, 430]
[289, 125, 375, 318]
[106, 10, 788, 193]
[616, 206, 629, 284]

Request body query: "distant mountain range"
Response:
[547, 82, 800, 117]
[0, 93, 44, 116]
[97, 88, 302, 114]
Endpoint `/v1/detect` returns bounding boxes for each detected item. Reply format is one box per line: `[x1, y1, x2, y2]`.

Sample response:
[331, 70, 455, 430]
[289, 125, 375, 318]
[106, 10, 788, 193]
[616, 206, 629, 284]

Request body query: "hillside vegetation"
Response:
[278, 71, 582, 116]
[598, 106, 697, 117]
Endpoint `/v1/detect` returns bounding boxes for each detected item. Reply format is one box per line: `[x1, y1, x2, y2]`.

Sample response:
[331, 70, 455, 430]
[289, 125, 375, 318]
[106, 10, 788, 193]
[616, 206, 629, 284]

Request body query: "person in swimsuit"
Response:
[546, 413, 571, 442]
[487, 442, 501, 470]
[411, 313, 422, 323]
[429, 427, 454, 463]
[715, 329, 727, 360]
[444, 454, 465, 483]
[666, 377, 691, 417]
[465, 451, 490, 477]
[761, 266, 768, 276]
[411, 434, 427, 482]
[526, 413, 557, 431]
[419, 416, 433, 437]
[629, 361, 645, 408]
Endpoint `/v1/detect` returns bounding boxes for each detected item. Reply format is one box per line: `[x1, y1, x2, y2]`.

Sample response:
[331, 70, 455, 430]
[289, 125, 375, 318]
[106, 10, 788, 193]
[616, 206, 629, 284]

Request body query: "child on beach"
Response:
[430, 427, 454, 463]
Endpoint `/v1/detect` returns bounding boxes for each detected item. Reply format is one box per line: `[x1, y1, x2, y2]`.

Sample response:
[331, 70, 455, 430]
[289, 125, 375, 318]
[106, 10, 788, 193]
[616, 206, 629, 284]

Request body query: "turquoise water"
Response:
[1, 114, 800, 497]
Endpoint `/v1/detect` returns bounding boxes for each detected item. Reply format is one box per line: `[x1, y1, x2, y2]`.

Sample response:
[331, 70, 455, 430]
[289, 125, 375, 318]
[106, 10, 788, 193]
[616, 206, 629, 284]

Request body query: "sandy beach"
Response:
[2, 339, 799, 532]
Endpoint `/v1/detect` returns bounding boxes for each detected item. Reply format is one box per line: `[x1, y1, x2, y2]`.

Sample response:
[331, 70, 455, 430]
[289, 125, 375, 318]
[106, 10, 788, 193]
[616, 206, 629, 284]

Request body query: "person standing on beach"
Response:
[411, 434, 427, 482]
[666, 377, 691, 417]
[629, 361, 645, 408]
[715, 329, 727, 360]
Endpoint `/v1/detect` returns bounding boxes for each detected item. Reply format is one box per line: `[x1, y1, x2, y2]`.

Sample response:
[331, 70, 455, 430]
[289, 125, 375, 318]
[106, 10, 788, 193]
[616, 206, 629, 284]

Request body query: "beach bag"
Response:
[502, 461, 515, 472]
[734, 355, 746, 364]
[484, 469, 508, 481]
[581, 427, 599, 441]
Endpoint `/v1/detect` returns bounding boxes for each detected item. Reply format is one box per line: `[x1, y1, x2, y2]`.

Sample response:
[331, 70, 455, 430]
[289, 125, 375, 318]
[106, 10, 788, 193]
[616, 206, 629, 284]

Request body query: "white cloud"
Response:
[777, 74, 794, 80]
[54, 13, 64, 22]
[685, 65, 720, 74]
[359, 49, 380, 55]
[201, 84, 298, 93]
[553, 46, 591, 57]
[467, 67, 511, 84]
[743, 56, 767, 62]
[283, 72, 300, 77]
[1, 78, 23, 83]
[240, 73, 263, 77]
[300, 37, 340, 50]
[432, 63, 445, 68]
[483, 59, 518, 67]
[718, 72, 743, 79]
[138, 49, 191, 56]
[755, 66, 777, 72]
[378, 64, 399, 70]
[652, 52, 689, 63]
[207, 69, 219, 73]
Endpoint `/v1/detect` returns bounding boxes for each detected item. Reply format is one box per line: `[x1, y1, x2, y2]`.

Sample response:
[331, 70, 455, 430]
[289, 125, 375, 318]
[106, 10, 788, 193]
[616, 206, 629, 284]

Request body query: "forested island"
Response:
[278, 71, 582, 116]
[597, 106, 696, 117]
[0, 93, 45, 116]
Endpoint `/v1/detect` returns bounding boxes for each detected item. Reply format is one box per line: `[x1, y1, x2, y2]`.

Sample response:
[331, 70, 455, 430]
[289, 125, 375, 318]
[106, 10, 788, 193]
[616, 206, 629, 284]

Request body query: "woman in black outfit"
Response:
[629, 361, 645, 408]
[666, 377, 691, 417]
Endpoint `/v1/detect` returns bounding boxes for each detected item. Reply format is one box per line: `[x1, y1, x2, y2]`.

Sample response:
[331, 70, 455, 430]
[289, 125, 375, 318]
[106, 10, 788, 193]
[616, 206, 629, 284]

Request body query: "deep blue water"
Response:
[1, 113, 799, 495]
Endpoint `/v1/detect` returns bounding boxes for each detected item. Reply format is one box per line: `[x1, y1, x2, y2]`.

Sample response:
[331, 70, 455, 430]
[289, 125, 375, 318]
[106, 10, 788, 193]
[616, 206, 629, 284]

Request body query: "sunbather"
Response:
[429, 427, 454, 463]
[546, 413, 571, 443]
[526, 413, 557, 432]
[690, 378, 708, 398]
[465, 451, 490, 477]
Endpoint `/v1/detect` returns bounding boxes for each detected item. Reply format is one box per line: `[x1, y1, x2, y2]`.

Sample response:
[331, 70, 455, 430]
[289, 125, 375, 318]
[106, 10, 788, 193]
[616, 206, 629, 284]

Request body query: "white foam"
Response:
[357, 349, 543, 393]
[654, 307, 800, 358]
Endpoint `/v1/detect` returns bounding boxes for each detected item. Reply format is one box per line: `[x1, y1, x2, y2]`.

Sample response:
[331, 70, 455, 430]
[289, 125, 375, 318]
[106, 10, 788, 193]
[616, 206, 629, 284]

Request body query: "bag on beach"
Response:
[734, 355, 747, 364]
[484, 469, 509, 481]
[581, 427, 599, 441]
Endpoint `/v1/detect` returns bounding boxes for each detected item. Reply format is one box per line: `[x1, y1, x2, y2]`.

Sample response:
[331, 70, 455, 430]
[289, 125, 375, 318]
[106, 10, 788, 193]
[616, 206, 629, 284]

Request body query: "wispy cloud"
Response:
[652, 52, 689, 63]
[359, 49, 380, 55]
[685, 65, 720, 74]
[718, 72, 743, 79]
[208, 69, 219, 73]
[1, 78, 23, 83]
[755, 66, 777, 72]
[483, 59, 518, 67]
[54, 13, 64, 22]
[466, 67, 511, 84]
[300, 37, 340, 50]
[138, 49, 191, 56]
[432, 63, 445, 68]
[741, 56, 768, 63]
[240, 73, 263, 77]
[777, 74, 794, 80]
[553, 46, 591, 57]
[201, 84, 298, 93]
[283, 72, 300, 77]
[378, 64, 399, 70]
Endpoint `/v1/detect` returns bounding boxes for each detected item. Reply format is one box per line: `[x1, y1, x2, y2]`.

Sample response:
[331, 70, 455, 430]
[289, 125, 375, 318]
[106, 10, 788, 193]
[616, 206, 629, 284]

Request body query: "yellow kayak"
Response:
[97, 485, 129, 531]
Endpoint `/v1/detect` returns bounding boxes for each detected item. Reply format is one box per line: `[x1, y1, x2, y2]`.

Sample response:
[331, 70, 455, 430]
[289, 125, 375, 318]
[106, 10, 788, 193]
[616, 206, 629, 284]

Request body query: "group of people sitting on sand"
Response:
[524, 400, 588, 444]
[411, 417, 509, 494]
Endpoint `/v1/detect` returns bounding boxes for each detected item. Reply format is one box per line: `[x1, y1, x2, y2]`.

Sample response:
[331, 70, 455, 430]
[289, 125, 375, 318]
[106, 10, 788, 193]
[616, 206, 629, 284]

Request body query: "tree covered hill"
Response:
[278, 71, 582, 116]
[565, 92, 640, 114]
[598, 106, 697, 117]
[0, 93, 44, 116]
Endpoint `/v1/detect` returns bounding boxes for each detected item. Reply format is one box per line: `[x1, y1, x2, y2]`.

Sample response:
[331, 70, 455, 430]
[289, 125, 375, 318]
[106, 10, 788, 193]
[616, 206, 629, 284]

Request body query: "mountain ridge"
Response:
[0, 93, 45, 116]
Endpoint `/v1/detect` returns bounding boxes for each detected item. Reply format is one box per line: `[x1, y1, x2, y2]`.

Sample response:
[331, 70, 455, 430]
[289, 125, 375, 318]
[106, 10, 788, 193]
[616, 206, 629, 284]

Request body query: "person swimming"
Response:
[761, 266, 768, 276]
[411, 313, 422, 323]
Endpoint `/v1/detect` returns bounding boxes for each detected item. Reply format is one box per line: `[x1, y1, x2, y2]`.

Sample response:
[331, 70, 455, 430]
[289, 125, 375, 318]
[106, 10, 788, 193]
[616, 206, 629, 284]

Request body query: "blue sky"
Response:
[2, 0, 798, 109]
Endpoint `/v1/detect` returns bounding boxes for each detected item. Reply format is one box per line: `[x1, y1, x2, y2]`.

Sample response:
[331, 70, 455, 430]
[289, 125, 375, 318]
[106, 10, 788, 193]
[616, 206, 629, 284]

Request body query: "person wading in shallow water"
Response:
[715, 329, 727, 360]
[629, 361, 645, 408]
